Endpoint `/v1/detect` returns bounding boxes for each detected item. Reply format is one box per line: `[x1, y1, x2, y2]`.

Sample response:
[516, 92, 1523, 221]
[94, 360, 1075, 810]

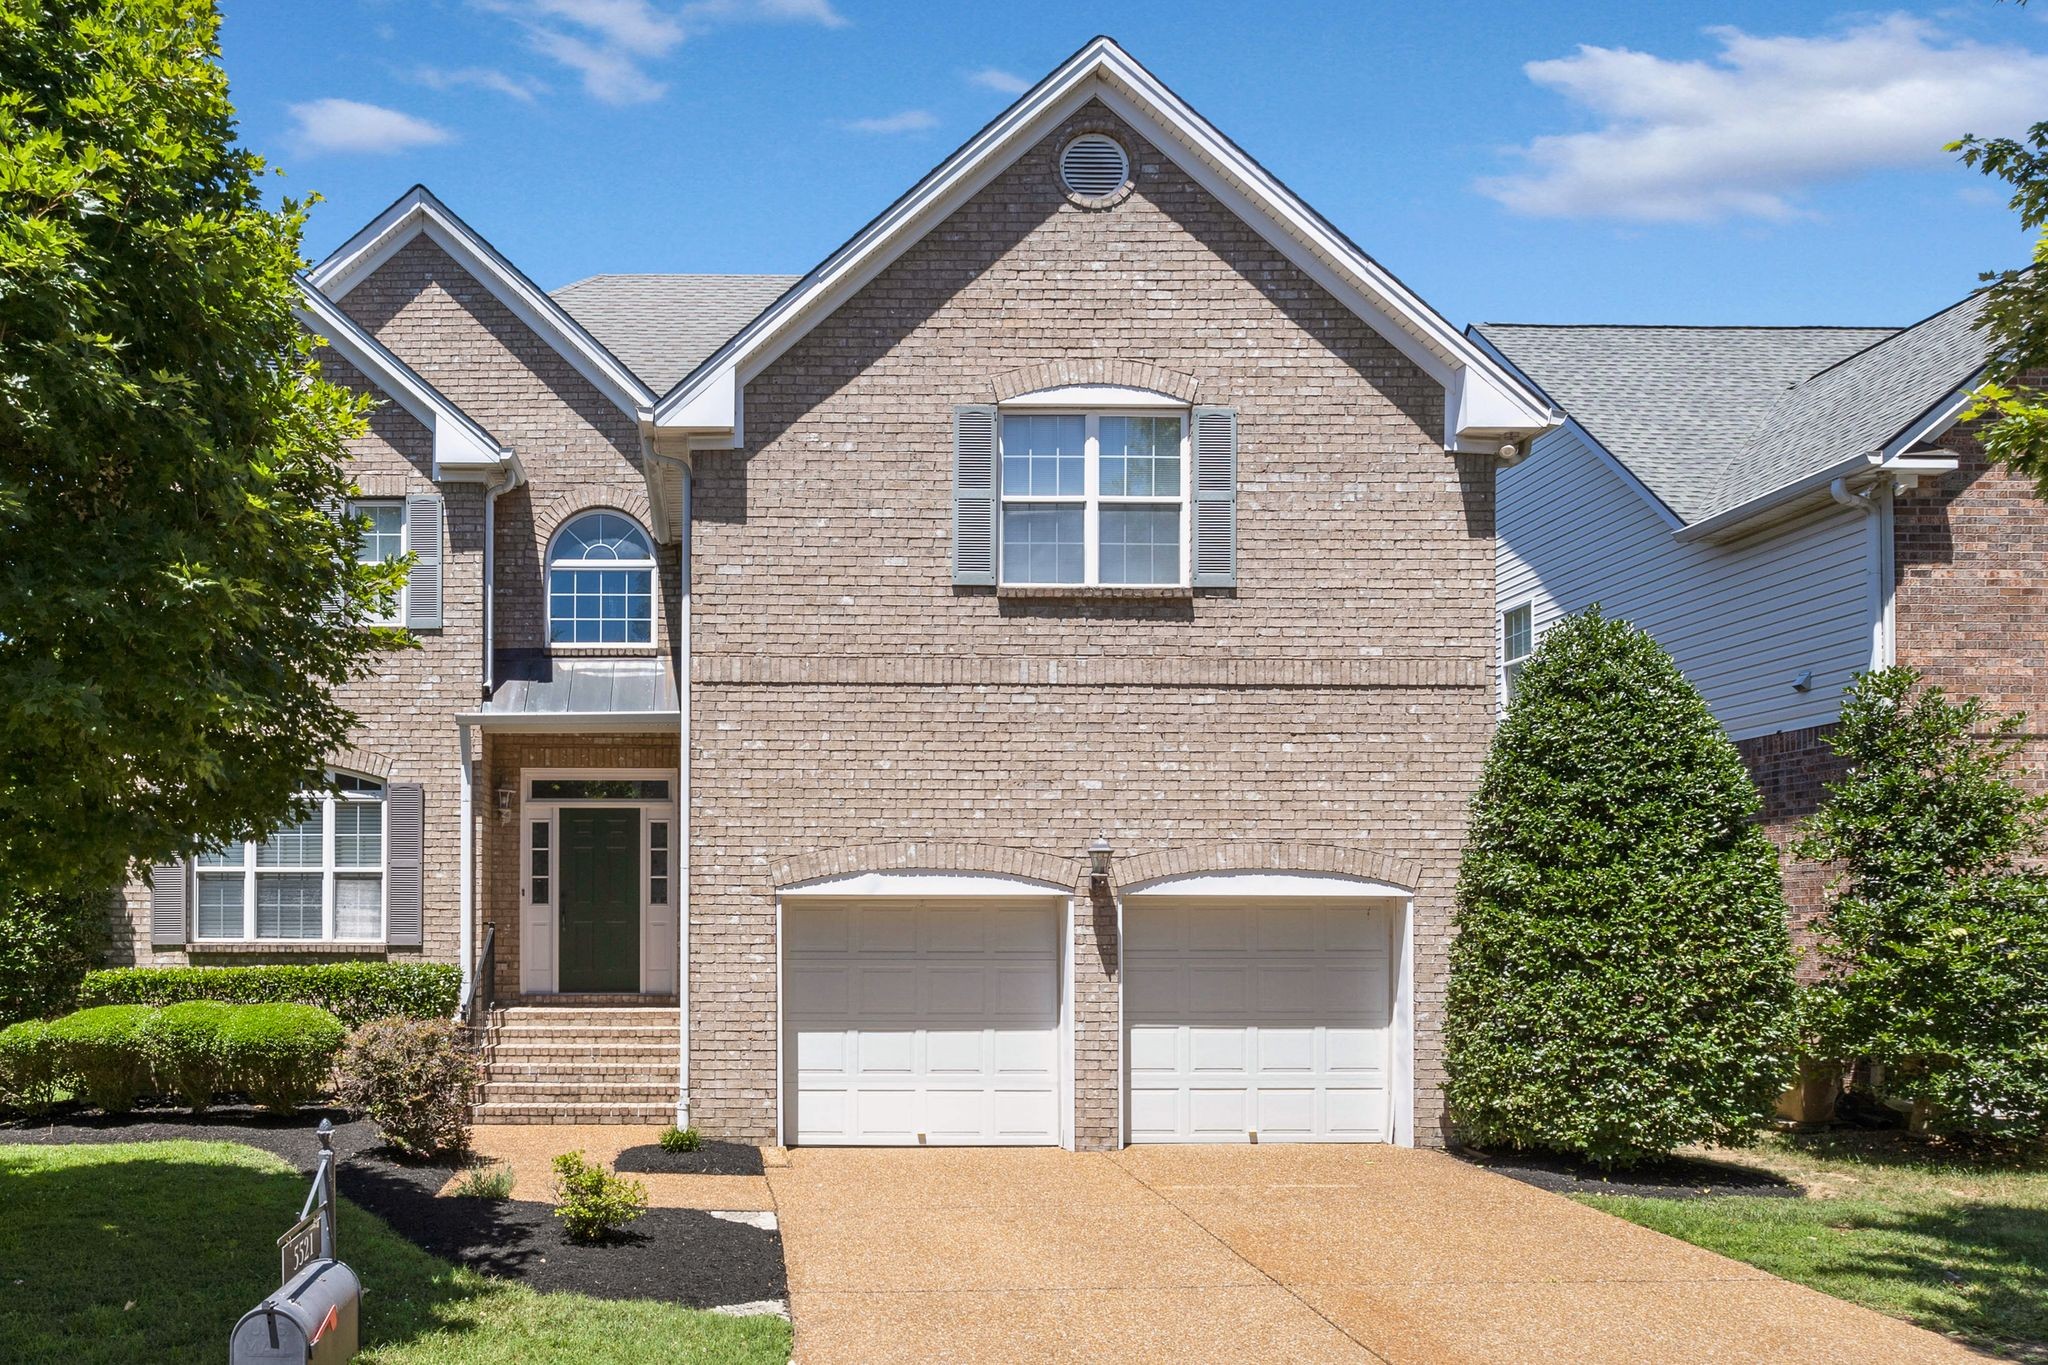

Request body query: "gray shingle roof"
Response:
[551, 273, 800, 393]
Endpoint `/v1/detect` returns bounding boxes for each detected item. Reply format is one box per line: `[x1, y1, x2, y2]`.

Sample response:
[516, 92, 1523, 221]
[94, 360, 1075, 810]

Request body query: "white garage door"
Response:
[784, 899, 1061, 1146]
[1125, 899, 1393, 1143]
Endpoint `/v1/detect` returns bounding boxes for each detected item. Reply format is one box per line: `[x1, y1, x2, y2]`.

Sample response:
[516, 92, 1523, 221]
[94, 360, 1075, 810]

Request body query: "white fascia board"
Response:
[295, 282, 513, 484]
[1123, 870, 1413, 899]
[651, 38, 1556, 449]
[310, 187, 655, 421]
[780, 870, 1071, 897]
[1880, 369, 1985, 460]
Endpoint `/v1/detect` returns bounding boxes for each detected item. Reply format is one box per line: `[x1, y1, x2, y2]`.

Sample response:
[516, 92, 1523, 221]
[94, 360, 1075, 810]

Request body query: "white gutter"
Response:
[1676, 449, 1956, 543]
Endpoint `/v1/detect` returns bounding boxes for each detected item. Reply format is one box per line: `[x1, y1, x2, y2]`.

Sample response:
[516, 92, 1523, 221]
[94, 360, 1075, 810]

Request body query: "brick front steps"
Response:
[474, 1001, 680, 1124]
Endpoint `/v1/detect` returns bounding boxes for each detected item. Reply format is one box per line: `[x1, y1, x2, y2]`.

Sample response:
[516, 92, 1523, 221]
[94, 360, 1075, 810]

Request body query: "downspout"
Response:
[675, 464, 693, 1126]
[1829, 474, 1894, 671]
[460, 457, 521, 1016]
[457, 719, 475, 1013]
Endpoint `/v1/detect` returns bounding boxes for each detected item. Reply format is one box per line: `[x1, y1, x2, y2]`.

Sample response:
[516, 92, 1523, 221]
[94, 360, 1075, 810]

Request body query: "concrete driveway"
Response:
[767, 1143, 1979, 1364]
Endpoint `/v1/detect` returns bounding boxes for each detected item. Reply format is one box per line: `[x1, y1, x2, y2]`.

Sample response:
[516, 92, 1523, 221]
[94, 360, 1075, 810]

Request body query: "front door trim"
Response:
[519, 767, 677, 995]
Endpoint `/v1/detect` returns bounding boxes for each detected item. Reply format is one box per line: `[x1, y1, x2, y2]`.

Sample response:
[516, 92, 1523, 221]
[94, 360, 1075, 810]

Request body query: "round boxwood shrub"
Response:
[1447, 608, 1799, 1167]
[44, 1005, 157, 1114]
[334, 1016, 480, 1157]
[216, 1003, 346, 1114]
[0, 1019, 62, 1116]
[141, 1001, 231, 1113]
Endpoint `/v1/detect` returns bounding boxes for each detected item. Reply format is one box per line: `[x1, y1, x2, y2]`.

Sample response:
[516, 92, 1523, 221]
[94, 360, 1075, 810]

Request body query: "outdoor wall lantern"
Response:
[1088, 834, 1113, 893]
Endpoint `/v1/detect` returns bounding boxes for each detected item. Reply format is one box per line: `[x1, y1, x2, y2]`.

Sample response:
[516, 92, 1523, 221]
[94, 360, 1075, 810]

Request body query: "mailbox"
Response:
[229, 1257, 361, 1364]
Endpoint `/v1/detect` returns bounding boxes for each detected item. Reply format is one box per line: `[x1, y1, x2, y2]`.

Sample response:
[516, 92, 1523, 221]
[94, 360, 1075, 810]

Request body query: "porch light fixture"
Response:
[1088, 834, 1113, 892]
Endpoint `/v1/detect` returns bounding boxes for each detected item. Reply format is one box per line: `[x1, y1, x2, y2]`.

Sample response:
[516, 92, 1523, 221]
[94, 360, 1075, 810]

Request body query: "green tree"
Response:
[0, 1, 402, 899]
[1448, 608, 1798, 1167]
[0, 886, 109, 1025]
[1797, 668, 2048, 1140]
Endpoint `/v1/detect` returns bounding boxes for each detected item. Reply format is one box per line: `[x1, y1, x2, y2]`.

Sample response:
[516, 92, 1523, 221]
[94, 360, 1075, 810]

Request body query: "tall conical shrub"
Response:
[1447, 608, 1798, 1166]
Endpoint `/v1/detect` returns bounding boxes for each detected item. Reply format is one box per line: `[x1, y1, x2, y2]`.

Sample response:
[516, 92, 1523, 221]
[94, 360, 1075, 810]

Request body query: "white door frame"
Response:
[518, 767, 677, 995]
[775, 870, 1077, 1149]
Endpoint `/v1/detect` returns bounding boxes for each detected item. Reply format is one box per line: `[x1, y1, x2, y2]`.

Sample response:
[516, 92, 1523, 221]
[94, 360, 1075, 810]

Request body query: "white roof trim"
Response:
[1123, 870, 1412, 898]
[1002, 384, 1185, 409]
[295, 279, 512, 483]
[1676, 445, 1964, 545]
[309, 186, 655, 420]
[780, 870, 1070, 898]
[652, 37, 1555, 451]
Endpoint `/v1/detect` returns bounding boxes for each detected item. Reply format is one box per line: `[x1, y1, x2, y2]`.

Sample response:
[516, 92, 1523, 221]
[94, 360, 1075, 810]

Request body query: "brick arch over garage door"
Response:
[773, 841, 1084, 892]
[1114, 842, 1420, 894]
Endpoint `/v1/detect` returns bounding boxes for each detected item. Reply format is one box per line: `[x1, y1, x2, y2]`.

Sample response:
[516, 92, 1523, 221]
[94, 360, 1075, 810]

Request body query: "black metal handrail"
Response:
[464, 922, 496, 1033]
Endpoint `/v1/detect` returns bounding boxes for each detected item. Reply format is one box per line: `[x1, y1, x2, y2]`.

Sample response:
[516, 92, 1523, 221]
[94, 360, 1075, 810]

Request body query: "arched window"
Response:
[548, 511, 654, 645]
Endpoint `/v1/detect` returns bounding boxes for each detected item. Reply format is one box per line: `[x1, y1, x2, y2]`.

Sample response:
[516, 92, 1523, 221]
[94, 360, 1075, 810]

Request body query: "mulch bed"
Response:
[612, 1139, 764, 1176]
[0, 1107, 788, 1309]
[1456, 1146, 1802, 1199]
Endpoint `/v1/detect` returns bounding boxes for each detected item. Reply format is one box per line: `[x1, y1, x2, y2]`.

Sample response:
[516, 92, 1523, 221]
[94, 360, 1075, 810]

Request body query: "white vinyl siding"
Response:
[1498, 425, 1876, 741]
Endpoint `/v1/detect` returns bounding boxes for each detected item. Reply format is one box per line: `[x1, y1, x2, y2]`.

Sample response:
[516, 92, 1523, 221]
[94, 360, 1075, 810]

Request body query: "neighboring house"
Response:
[112, 39, 1559, 1149]
[1476, 290, 2007, 943]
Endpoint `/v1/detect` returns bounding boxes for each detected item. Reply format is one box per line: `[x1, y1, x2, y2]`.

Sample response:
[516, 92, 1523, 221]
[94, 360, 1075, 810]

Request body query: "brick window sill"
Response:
[185, 942, 390, 955]
[996, 585, 1195, 601]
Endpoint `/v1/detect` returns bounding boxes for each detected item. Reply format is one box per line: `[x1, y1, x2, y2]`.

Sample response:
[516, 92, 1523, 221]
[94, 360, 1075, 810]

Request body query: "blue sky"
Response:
[223, 1, 2048, 329]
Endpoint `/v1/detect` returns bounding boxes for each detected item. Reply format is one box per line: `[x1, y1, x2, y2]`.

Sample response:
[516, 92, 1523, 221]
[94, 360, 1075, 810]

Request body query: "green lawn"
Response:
[1579, 1132, 2048, 1361]
[0, 1141, 791, 1365]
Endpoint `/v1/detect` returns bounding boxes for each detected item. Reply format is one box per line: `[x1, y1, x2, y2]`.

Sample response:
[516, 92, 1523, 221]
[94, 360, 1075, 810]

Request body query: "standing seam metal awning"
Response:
[457, 657, 680, 732]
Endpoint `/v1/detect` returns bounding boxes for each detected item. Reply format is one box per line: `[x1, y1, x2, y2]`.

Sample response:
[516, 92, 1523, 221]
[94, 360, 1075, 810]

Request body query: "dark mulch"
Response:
[0, 1108, 788, 1309]
[613, 1139, 764, 1176]
[1457, 1146, 1803, 1200]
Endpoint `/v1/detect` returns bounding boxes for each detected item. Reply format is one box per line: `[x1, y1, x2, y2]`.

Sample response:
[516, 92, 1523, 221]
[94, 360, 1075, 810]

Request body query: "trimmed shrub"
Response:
[45, 1005, 157, 1113]
[0, 1020, 63, 1116]
[0, 886, 112, 1026]
[658, 1123, 701, 1153]
[450, 1165, 515, 1200]
[334, 1016, 479, 1158]
[216, 1004, 345, 1114]
[1797, 668, 2048, 1140]
[141, 1001, 231, 1113]
[1447, 608, 1799, 1167]
[80, 962, 459, 1029]
[550, 1151, 647, 1241]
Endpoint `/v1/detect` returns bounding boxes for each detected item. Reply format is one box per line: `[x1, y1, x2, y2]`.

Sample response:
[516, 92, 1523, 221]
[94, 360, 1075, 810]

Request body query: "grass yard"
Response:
[0, 1141, 791, 1365]
[1580, 1132, 2048, 1361]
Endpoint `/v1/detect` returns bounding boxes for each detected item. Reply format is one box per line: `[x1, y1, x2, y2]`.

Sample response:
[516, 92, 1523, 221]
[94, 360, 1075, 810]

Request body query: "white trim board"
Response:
[781, 870, 1076, 898]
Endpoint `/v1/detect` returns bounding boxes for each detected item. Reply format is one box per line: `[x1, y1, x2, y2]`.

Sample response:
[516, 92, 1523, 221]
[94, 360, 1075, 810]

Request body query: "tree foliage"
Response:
[1797, 668, 2048, 1140]
[0, 885, 109, 1025]
[1447, 608, 1799, 1167]
[0, 1, 402, 897]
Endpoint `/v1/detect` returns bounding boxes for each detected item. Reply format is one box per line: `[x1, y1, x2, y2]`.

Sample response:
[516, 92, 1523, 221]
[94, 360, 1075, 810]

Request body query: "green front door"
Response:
[558, 807, 640, 993]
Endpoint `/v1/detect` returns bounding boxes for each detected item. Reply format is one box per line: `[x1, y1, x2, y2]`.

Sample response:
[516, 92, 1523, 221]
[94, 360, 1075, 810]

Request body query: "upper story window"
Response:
[1000, 412, 1187, 587]
[194, 773, 385, 942]
[1501, 602, 1533, 705]
[351, 500, 407, 624]
[548, 511, 654, 646]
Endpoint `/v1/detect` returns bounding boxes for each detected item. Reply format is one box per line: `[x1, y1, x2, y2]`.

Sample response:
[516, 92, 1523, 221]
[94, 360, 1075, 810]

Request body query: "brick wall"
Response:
[690, 102, 1494, 1147]
[1734, 724, 1845, 977]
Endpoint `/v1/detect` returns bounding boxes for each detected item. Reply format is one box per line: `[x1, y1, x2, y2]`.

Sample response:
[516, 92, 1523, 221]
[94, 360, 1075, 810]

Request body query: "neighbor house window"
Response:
[548, 511, 654, 645]
[1502, 603, 1533, 704]
[194, 774, 385, 941]
[1000, 412, 1186, 586]
[351, 500, 407, 624]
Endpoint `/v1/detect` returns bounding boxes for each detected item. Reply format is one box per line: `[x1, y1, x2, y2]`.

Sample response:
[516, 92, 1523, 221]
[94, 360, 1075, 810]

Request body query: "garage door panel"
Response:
[1326, 1088, 1386, 1137]
[1187, 1087, 1249, 1137]
[1126, 964, 1182, 1015]
[787, 900, 1060, 1146]
[1256, 1027, 1317, 1073]
[1188, 1027, 1248, 1073]
[1256, 1088, 1317, 1137]
[1325, 1027, 1382, 1072]
[1128, 1024, 1178, 1073]
[1257, 905, 1320, 951]
[1186, 905, 1248, 952]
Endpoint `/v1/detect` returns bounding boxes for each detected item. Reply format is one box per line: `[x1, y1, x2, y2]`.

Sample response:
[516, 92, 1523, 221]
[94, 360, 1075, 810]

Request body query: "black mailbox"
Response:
[229, 1257, 361, 1364]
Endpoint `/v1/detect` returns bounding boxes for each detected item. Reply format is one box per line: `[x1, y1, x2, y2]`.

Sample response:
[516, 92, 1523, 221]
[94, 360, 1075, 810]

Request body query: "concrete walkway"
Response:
[768, 1143, 1982, 1364]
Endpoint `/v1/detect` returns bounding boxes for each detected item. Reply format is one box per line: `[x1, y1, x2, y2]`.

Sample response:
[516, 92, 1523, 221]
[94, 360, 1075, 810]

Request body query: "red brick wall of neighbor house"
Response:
[690, 102, 1495, 1148]
[1735, 725, 1846, 980]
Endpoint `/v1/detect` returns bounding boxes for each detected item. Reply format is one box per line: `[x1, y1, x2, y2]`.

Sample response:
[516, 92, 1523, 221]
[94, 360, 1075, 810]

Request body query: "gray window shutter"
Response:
[952, 405, 998, 586]
[386, 782, 424, 946]
[404, 492, 444, 630]
[148, 862, 187, 947]
[1192, 406, 1238, 587]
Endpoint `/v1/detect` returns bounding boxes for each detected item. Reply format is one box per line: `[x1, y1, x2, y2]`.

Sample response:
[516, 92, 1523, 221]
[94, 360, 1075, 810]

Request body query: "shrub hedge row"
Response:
[80, 962, 459, 1029]
[0, 1002, 346, 1116]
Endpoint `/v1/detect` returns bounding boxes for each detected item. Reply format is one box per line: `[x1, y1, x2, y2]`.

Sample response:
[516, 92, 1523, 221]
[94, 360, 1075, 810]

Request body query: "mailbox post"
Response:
[230, 1119, 361, 1364]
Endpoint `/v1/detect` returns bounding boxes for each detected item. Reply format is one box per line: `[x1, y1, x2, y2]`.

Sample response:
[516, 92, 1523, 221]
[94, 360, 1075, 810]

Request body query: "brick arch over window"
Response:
[774, 842, 1084, 892]
[533, 485, 655, 546]
[1114, 842, 1421, 894]
[328, 747, 396, 781]
[984, 359, 1202, 405]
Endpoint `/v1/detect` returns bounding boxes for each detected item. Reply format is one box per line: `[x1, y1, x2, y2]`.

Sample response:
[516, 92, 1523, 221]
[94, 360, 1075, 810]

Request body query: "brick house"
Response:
[1478, 291, 2005, 954]
[114, 39, 1557, 1149]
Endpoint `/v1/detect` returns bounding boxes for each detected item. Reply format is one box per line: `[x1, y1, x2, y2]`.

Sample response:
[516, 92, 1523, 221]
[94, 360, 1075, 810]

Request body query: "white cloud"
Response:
[288, 99, 453, 156]
[1479, 15, 2048, 223]
[407, 65, 545, 102]
[965, 66, 1029, 95]
[474, 0, 844, 106]
[843, 108, 938, 135]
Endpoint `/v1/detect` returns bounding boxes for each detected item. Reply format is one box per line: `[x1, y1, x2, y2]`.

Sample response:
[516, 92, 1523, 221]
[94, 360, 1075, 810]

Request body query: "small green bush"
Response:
[334, 1016, 479, 1157]
[658, 1124, 701, 1153]
[45, 1005, 157, 1113]
[449, 1165, 515, 1200]
[550, 1151, 647, 1241]
[80, 963, 459, 1029]
[215, 1004, 345, 1114]
[0, 1020, 62, 1116]
[141, 1001, 231, 1113]
[0, 886, 112, 1026]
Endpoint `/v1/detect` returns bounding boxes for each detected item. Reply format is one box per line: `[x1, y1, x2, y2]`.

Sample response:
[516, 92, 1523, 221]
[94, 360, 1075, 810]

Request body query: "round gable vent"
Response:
[1060, 134, 1130, 200]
